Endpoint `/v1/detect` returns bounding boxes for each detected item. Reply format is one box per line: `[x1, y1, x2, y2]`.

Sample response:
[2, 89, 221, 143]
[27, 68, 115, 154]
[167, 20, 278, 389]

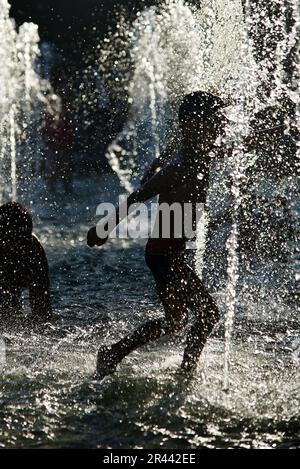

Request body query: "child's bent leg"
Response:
[111, 318, 174, 362]
[100, 286, 189, 369]
[181, 279, 220, 372]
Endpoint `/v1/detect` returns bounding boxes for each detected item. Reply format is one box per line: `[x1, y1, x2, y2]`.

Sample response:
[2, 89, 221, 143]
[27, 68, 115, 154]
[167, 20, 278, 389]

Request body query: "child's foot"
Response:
[96, 346, 118, 380]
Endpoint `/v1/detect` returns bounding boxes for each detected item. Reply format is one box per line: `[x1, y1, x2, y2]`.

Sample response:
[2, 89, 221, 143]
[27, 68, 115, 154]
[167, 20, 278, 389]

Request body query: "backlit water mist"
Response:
[0, 0, 52, 202]
[102, 0, 299, 387]
[0, 0, 299, 449]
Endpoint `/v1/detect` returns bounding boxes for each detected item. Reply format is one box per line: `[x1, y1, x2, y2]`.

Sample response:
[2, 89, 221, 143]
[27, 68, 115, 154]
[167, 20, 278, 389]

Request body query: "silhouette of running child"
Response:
[88, 91, 229, 379]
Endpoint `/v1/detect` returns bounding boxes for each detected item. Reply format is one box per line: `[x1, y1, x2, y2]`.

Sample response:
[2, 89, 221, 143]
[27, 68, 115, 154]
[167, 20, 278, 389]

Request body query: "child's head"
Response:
[179, 91, 227, 146]
[0, 202, 33, 247]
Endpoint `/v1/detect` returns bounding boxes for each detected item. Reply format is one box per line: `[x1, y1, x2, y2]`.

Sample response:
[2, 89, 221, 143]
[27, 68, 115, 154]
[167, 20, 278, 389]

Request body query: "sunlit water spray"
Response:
[103, 0, 246, 190]
[0, 0, 299, 449]
[100, 0, 299, 392]
[0, 0, 51, 202]
[101, 0, 251, 382]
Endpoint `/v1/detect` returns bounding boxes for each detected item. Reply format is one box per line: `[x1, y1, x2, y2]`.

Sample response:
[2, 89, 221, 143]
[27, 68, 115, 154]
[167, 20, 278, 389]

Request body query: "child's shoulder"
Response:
[31, 234, 46, 256]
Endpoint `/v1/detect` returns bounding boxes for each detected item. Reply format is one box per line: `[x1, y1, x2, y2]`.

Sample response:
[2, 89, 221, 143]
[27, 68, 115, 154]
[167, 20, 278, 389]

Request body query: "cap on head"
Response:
[179, 91, 227, 125]
[0, 202, 33, 241]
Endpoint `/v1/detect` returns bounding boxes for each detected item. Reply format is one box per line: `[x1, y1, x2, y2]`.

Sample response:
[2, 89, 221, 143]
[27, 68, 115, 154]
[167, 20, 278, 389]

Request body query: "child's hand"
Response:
[87, 227, 108, 248]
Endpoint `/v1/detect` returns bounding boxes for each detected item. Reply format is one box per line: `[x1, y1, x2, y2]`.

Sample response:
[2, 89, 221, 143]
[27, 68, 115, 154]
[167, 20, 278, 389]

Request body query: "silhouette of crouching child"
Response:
[0, 202, 52, 329]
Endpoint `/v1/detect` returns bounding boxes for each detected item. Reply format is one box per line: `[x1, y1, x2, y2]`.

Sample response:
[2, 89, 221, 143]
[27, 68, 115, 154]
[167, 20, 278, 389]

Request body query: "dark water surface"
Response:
[0, 175, 299, 449]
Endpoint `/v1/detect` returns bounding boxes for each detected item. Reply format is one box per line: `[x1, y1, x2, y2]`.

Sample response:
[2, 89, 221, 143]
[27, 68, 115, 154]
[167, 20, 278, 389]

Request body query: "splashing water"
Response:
[101, 3, 251, 388]
[221, 0, 300, 388]
[103, 0, 246, 191]
[0, 0, 50, 202]
[0, 0, 299, 450]
[101, 0, 299, 389]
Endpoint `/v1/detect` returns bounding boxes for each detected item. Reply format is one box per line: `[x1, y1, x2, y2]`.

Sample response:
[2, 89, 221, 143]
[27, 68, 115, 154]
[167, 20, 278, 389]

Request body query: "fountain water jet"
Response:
[222, 0, 300, 389]
[0, 0, 51, 202]
[103, 0, 246, 191]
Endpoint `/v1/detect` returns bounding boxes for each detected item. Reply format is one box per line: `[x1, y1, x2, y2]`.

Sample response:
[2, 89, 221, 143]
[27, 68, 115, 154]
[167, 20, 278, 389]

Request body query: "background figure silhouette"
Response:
[42, 96, 75, 194]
